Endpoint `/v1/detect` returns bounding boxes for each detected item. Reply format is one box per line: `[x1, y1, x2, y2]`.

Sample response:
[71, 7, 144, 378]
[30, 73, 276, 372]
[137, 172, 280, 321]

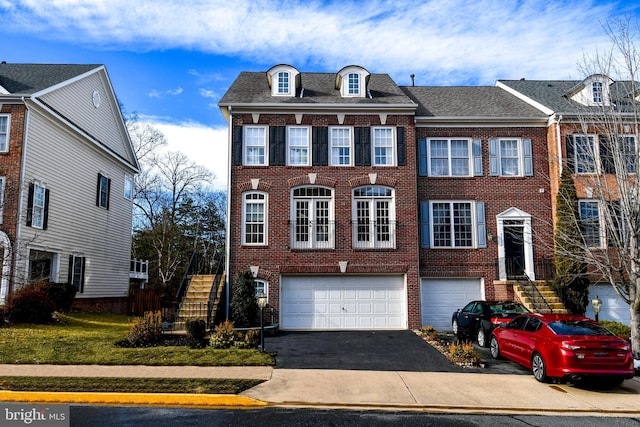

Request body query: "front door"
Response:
[504, 222, 525, 278]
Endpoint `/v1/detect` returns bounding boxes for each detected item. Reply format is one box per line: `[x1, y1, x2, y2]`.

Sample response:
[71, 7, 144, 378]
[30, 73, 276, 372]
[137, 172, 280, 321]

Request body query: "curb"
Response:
[0, 391, 268, 409]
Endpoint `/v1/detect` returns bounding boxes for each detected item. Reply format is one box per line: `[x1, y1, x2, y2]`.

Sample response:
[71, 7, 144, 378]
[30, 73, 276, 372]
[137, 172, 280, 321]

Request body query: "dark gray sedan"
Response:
[452, 300, 530, 347]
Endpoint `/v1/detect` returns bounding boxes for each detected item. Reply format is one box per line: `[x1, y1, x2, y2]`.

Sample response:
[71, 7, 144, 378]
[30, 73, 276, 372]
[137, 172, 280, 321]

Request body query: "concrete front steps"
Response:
[514, 280, 569, 314]
[174, 275, 216, 330]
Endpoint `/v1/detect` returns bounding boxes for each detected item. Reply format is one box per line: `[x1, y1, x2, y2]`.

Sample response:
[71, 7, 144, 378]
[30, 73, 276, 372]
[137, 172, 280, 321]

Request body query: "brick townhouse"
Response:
[218, 64, 567, 331]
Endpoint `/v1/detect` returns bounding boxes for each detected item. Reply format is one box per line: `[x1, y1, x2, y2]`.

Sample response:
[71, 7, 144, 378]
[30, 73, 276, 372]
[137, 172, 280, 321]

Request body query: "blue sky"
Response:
[1, 0, 639, 189]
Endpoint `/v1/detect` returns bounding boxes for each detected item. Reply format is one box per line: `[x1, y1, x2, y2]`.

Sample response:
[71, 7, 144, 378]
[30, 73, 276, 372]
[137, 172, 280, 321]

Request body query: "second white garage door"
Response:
[421, 278, 483, 331]
[281, 275, 406, 330]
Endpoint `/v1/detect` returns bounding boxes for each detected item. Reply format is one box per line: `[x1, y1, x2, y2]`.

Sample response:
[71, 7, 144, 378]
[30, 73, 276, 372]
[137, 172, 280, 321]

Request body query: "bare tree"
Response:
[555, 16, 640, 358]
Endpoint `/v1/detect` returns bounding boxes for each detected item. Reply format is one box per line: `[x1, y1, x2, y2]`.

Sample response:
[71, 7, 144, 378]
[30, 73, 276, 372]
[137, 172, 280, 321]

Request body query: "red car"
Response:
[490, 313, 634, 385]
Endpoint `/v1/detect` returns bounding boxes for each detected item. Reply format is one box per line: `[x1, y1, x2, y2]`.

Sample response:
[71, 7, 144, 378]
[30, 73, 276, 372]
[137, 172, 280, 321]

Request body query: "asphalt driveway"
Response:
[265, 330, 529, 374]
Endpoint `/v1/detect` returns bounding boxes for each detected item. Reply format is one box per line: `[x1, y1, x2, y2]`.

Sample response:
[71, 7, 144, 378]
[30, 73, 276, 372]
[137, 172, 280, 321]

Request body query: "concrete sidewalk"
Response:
[0, 364, 639, 415]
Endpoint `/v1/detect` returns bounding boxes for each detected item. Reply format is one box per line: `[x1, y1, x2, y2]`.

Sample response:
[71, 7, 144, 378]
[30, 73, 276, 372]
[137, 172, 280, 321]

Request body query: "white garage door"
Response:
[585, 284, 630, 325]
[281, 275, 406, 330]
[421, 278, 483, 331]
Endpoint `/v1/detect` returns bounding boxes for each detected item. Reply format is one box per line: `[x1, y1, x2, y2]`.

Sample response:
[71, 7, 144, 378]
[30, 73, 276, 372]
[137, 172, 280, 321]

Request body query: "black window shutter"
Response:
[363, 127, 371, 166]
[106, 178, 111, 210]
[232, 126, 243, 166]
[68, 255, 73, 285]
[42, 189, 49, 230]
[397, 127, 406, 166]
[79, 257, 85, 293]
[278, 126, 286, 165]
[354, 127, 363, 166]
[96, 174, 102, 207]
[269, 126, 277, 165]
[565, 136, 575, 173]
[312, 126, 328, 166]
[599, 135, 614, 174]
[26, 183, 34, 226]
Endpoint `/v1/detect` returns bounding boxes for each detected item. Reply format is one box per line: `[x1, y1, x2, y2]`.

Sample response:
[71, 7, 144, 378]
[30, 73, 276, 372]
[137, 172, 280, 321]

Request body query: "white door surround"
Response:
[497, 207, 534, 281]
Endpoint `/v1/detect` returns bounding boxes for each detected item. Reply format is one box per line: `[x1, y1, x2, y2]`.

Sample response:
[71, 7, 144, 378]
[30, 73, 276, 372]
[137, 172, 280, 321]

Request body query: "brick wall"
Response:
[416, 126, 555, 300]
[228, 113, 422, 328]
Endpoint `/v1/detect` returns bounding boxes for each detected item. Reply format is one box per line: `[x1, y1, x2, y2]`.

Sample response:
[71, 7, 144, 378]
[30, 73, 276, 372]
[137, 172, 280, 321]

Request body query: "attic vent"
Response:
[547, 84, 553, 87]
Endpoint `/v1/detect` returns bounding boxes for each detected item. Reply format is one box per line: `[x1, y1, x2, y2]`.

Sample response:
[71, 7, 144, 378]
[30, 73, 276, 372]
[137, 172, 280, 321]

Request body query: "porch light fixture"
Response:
[591, 295, 602, 322]
[257, 291, 268, 352]
[487, 231, 494, 242]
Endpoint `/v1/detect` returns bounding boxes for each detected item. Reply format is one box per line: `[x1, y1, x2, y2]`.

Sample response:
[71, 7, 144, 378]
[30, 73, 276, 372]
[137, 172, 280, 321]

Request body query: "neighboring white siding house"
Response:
[0, 63, 139, 309]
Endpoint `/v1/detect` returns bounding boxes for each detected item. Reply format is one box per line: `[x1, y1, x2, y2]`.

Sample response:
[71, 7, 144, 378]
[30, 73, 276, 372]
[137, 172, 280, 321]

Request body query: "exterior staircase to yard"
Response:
[514, 280, 569, 314]
[174, 273, 225, 330]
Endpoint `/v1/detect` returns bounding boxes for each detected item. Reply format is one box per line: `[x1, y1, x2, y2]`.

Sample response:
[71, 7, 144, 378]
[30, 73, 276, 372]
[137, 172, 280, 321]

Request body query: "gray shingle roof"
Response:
[218, 71, 415, 106]
[401, 86, 547, 118]
[0, 63, 101, 94]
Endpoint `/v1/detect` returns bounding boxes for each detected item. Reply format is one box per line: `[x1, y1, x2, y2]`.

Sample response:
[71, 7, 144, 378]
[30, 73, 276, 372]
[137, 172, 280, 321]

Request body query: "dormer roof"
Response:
[266, 64, 301, 97]
[335, 65, 371, 98]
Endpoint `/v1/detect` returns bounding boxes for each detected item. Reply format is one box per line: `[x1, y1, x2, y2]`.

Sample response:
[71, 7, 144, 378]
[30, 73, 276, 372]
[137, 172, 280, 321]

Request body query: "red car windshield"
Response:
[547, 320, 614, 336]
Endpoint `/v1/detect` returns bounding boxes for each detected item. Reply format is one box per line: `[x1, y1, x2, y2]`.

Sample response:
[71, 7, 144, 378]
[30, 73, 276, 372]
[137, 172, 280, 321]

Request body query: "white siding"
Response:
[38, 69, 137, 167]
[18, 106, 134, 298]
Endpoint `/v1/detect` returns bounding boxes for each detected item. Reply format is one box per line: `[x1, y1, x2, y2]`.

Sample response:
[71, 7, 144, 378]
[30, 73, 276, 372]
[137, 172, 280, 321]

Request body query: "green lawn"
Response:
[0, 311, 274, 366]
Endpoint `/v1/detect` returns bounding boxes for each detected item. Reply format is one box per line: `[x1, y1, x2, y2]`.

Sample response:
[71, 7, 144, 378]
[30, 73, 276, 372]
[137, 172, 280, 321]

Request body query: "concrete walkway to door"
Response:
[266, 330, 470, 372]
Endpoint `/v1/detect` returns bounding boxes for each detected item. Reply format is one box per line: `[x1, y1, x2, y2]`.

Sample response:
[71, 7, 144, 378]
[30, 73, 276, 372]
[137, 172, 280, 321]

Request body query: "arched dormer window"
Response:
[267, 64, 300, 97]
[566, 74, 613, 106]
[336, 65, 370, 98]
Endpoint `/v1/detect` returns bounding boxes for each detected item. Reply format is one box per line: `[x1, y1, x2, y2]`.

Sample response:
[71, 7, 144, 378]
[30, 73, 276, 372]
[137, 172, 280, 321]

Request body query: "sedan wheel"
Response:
[452, 319, 459, 336]
[532, 353, 548, 383]
[490, 336, 501, 359]
[477, 328, 487, 347]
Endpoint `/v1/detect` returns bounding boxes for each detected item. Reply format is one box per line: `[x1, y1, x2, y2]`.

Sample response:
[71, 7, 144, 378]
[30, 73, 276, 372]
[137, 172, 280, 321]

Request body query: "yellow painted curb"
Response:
[0, 391, 268, 408]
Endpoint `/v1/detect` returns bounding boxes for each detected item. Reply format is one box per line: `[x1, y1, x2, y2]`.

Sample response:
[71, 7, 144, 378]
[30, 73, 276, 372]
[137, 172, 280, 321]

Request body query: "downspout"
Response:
[224, 106, 233, 320]
[12, 97, 30, 291]
[556, 114, 563, 175]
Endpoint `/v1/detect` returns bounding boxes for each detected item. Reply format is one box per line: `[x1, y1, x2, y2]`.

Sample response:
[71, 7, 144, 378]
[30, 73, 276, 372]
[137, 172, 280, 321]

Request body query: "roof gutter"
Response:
[415, 116, 548, 127]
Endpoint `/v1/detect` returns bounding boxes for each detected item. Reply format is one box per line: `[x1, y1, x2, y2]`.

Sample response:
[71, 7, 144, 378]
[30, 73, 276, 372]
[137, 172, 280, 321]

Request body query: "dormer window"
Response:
[347, 73, 360, 95]
[336, 65, 370, 98]
[267, 64, 300, 97]
[592, 81, 603, 103]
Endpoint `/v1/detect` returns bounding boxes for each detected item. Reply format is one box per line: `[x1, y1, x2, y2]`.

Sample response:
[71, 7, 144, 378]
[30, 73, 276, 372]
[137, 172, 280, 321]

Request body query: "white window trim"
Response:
[578, 199, 605, 248]
[287, 126, 311, 166]
[0, 176, 4, 224]
[429, 200, 478, 249]
[97, 173, 109, 208]
[32, 182, 46, 229]
[352, 186, 396, 249]
[243, 126, 268, 166]
[124, 174, 133, 200]
[573, 134, 599, 174]
[277, 71, 291, 96]
[290, 186, 335, 249]
[242, 191, 268, 246]
[0, 114, 10, 153]
[427, 138, 472, 177]
[372, 126, 396, 167]
[329, 126, 353, 166]
[496, 137, 524, 177]
[254, 279, 268, 303]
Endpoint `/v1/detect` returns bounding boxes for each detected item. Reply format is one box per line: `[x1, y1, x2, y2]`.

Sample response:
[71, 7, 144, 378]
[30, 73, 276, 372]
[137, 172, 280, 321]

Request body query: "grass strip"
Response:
[0, 377, 264, 394]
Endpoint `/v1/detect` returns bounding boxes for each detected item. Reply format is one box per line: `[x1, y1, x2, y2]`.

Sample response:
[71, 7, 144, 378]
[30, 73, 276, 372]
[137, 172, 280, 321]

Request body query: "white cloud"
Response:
[151, 121, 229, 191]
[1, 0, 630, 83]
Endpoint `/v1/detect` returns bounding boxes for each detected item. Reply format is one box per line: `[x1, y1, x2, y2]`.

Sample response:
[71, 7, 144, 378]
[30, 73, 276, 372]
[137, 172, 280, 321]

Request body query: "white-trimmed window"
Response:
[421, 200, 487, 249]
[277, 71, 290, 95]
[287, 126, 310, 166]
[348, 73, 360, 95]
[488, 138, 533, 177]
[124, 174, 133, 200]
[352, 186, 395, 249]
[593, 81, 603, 103]
[244, 126, 268, 166]
[242, 192, 267, 245]
[0, 176, 5, 224]
[254, 279, 268, 301]
[30, 183, 47, 229]
[291, 186, 334, 249]
[0, 115, 9, 152]
[329, 127, 352, 166]
[573, 135, 597, 174]
[620, 135, 637, 173]
[96, 173, 110, 209]
[428, 138, 471, 176]
[579, 200, 603, 248]
[372, 127, 395, 166]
